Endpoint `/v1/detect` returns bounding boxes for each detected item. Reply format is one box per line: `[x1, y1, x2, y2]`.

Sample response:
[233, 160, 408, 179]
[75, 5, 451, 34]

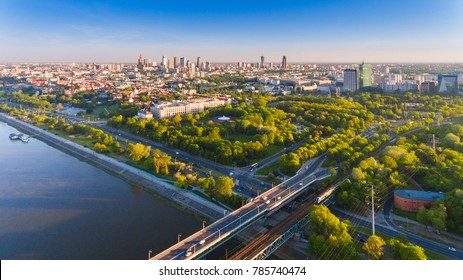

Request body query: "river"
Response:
[0, 121, 201, 259]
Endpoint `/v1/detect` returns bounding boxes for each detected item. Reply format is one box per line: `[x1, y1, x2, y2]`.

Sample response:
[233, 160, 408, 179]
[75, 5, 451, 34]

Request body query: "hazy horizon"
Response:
[1, 0, 462, 63]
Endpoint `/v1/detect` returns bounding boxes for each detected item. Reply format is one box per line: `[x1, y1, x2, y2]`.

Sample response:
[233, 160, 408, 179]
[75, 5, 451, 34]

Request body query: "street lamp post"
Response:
[178, 234, 182, 243]
[148, 250, 152, 260]
[202, 221, 206, 229]
[371, 184, 375, 236]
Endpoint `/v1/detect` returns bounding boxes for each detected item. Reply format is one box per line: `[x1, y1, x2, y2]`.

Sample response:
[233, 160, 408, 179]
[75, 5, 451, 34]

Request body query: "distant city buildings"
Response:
[1, 58, 460, 107]
[260, 56, 265, 68]
[343, 69, 357, 91]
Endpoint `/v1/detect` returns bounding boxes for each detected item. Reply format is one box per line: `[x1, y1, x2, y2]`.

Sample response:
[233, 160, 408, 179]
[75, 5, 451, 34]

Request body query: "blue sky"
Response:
[1, 0, 462, 63]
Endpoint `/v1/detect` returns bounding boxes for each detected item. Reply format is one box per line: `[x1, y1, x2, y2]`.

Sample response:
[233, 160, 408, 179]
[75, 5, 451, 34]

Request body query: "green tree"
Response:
[388, 239, 427, 260]
[128, 143, 151, 161]
[363, 235, 386, 259]
[416, 206, 431, 227]
[199, 177, 216, 198]
[308, 205, 357, 259]
[352, 167, 366, 182]
[215, 176, 234, 197]
[444, 189, 463, 233]
[173, 114, 182, 126]
[428, 203, 447, 232]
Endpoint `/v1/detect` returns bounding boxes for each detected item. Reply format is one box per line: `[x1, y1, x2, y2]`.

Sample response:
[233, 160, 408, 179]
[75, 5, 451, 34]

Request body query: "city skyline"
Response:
[1, 0, 463, 63]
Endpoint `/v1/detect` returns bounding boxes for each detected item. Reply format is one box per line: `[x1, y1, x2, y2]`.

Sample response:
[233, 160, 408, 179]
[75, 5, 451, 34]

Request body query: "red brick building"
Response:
[394, 190, 445, 212]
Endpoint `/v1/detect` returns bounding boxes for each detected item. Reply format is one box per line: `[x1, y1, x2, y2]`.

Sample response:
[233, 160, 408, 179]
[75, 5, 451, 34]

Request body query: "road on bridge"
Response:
[151, 156, 330, 260]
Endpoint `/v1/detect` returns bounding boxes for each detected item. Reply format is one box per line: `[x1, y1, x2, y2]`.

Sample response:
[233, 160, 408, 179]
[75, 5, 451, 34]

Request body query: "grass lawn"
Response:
[255, 161, 280, 175]
[79, 104, 119, 121]
[265, 145, 284, 157]
[392, 208, 417, 221]
[246, 184, 267, 195]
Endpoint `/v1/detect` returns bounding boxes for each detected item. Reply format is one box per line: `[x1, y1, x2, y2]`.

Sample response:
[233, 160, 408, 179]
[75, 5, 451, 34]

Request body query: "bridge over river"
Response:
[151, 155, 331, 260]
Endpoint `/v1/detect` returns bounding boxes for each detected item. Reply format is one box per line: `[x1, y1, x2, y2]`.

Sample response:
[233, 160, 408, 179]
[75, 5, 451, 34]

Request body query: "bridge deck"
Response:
[151, 156, 329, 260]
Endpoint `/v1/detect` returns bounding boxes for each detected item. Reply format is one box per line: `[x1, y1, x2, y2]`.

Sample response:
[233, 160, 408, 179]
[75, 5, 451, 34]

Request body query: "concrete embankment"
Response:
[0, 113, 226, 221]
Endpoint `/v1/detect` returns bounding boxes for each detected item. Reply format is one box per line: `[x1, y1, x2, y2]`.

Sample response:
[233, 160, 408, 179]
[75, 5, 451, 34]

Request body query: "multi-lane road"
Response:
[152, 156, 329, 260]
[333, 208, 463, 260]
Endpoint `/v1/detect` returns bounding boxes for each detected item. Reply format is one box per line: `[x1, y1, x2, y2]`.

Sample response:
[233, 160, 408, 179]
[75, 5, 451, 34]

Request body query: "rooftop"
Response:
[394, 190, 445, 201]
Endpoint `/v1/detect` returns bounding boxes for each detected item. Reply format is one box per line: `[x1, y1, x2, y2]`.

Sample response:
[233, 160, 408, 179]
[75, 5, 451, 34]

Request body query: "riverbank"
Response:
[0, 113, 227, 222]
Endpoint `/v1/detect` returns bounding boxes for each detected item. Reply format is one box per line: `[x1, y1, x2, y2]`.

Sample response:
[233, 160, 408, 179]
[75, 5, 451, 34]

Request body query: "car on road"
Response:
[175, 151, 179, 155]
[448, 247, 457, 252]
[185, 248, 192, 257]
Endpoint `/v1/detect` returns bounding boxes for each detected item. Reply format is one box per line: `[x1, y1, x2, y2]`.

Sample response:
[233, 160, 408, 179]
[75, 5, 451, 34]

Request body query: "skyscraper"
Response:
[282, 56, 287, 69]
[190, 63, 196, 77]
[173, 57, 178, 68]
[197, 57, 202, 68]
[359, 62, 372, 89]
[343, 69, 358, 92]
[180, 57, 185, 67]
[438, 74, 459, 94]
[161, 56, 167, 67]
[137, 54, 144, 70]
[168, 58, 174, 69]
[260, 56, 265, 68]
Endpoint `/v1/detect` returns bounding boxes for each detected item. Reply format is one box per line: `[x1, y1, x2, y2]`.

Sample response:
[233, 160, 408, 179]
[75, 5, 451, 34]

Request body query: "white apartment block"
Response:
[150, 98, 231, 118]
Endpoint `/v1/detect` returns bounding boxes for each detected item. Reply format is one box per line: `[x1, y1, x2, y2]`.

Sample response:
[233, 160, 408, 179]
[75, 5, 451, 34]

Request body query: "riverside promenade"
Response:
[0, 113, 226, 221]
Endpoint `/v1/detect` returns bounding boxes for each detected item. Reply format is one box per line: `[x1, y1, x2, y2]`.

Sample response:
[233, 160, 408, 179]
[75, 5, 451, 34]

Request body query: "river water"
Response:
[0, 121, 201, 259]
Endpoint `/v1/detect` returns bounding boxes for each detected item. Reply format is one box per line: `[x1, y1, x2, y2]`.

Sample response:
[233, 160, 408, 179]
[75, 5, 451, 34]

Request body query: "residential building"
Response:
[420, 81, 438, 94]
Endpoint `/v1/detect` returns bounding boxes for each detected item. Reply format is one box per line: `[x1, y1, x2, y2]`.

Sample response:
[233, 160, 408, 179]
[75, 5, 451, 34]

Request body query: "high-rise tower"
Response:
[359, 62, 372, 89]
[161, 56, 168, 67]
[343, 69, 358, 92]
[282, 56, 287, 69]
[260, 56, 265, 68]
[173, 57, 178, 68]
[137, 54, 144, 70]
